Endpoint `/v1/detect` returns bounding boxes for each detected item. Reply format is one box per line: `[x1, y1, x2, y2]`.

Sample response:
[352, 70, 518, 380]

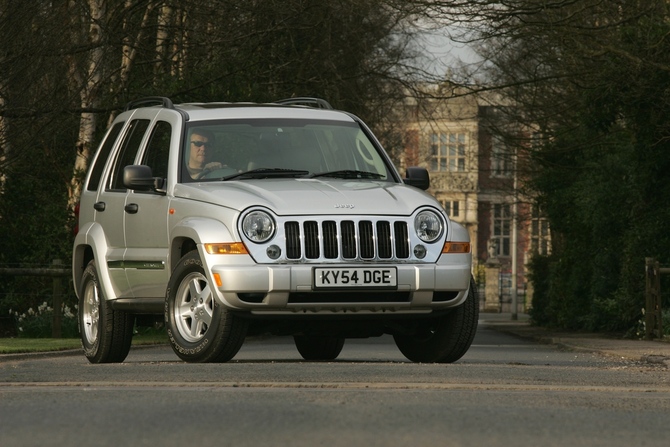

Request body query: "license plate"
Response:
[313, 267, 397, 289]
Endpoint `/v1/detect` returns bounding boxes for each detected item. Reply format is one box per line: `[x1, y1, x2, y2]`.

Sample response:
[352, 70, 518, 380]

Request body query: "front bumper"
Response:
[208, 259, 472, 315]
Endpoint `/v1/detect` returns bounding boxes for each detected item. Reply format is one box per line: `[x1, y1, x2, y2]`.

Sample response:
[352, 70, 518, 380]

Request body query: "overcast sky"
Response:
[415, 27, 482, 78]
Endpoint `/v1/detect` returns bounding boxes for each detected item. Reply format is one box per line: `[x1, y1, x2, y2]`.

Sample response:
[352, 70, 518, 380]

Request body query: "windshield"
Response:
[179, 118, 395, 182]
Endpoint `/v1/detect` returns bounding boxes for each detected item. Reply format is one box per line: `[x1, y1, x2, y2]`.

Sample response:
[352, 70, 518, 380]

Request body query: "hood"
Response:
[173, 178, 435, 216]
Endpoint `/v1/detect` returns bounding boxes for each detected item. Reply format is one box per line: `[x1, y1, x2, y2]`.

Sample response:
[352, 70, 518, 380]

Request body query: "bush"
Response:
[9, 301, 79, 338]
[527, 254, 552, 326]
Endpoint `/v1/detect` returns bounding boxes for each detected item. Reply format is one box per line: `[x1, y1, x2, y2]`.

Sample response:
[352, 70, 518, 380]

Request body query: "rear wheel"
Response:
[394, 277, 479, 363]
[165, 250, 247, 362]
[294, 335, 345, 361]
[79, 260, 134, 363]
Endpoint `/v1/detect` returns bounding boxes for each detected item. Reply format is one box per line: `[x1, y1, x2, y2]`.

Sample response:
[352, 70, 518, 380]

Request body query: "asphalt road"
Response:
[1, 321, 669, 446]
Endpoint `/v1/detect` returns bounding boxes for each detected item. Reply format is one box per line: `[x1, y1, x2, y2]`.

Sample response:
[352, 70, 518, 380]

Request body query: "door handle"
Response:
[124, 203, 139, 214]
[93, 201, 106, 212]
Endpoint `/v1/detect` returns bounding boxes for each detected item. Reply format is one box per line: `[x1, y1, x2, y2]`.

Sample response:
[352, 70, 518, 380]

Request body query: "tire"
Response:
[79, 260, 134, 363]
[165, 250, 248, 363]
[294, 335, 345, 361]
[394, 277, 479, 363]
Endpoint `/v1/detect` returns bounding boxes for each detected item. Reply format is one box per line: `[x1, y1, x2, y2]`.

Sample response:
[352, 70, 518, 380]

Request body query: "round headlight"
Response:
[414, 210, 443, 243]
[242, 211, 275, 243]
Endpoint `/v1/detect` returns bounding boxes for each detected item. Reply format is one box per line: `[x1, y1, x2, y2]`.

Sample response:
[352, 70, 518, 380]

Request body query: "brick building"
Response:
[397, 86, 550, 312]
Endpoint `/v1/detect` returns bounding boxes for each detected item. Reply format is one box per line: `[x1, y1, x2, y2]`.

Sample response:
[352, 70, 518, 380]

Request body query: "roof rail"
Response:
[124, 96, 175, 111]
[274, 97, 333, 110]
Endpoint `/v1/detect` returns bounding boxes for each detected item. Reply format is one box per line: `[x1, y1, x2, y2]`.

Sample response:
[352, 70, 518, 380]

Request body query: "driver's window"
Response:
[183, 127, 217, 180]
[142, 121, 172, 181]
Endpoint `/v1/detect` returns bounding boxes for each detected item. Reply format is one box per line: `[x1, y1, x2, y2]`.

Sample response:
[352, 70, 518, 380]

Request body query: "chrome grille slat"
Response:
[284, 218, 410, 262]
[286, 222, 301, 259]
[394, 221, 410, 258]
[304, 221, 319, 259]
[377, 221, 392, 259]
[323, 221, 338, 259]
[341, 221, 356, 258]
[359, 221, 374, 259]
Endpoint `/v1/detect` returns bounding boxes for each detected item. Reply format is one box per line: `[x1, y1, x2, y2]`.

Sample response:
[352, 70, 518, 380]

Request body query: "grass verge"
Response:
[0, 329, 168, 354]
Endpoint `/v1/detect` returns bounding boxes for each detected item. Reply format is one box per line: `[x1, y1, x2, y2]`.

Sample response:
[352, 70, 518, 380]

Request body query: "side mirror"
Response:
[123, 165, 163, 191]
[403, 167, 430, 191]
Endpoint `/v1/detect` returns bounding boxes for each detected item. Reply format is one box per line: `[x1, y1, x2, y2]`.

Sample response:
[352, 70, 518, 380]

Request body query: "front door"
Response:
[124, 115, 176, 298]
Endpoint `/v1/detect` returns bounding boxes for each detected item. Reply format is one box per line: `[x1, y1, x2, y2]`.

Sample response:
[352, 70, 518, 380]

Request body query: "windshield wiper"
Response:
[221, 168, 310, 181]
[309, 170, 385, 180]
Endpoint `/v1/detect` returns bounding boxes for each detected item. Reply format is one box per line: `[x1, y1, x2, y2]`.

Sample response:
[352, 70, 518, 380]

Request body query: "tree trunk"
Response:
[0, 82, 8, 192]
[156, 4, 173, 79]
[172, 7, 188, 79]
[120, 1, 155, 88]
[68, 0, 106, 209]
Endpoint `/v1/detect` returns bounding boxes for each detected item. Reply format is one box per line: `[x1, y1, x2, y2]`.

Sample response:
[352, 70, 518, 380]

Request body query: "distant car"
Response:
[72, 96, 477, 364]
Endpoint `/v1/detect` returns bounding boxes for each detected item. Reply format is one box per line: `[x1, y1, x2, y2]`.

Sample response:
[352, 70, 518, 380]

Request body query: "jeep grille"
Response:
[285, 219, 410, 261]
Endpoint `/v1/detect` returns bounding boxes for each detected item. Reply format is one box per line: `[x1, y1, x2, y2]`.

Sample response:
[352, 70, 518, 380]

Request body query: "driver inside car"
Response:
[187, 128, 224, 179]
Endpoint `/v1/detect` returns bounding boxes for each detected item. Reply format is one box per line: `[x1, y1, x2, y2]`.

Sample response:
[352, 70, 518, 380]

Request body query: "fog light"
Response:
[267, 245, 281, 259]
[413, 244, 427, 259]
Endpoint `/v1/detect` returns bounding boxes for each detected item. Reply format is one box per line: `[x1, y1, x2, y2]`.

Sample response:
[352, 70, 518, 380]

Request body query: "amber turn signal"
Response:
[442, 242, 471, 254]
[204, 243, 249, 255]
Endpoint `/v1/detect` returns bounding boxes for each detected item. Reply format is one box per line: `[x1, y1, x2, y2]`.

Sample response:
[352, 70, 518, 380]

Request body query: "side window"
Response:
[86, 122, 125, 192]
[141, 121, 172, 181]
[107, 119, 151, 191]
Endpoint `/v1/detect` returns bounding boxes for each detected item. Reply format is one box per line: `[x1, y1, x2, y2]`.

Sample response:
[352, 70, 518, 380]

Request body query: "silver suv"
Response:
[73, 97, 477, 364]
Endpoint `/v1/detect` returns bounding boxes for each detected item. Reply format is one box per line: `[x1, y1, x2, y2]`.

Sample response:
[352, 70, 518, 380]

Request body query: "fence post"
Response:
[644, 257, 663, 340]
[52, 259, 63, 338]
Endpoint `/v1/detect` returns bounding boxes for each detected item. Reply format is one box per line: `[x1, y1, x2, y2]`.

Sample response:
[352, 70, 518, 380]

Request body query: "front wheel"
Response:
[79, 260, 134, 363]
[394, 277, 479, 363]
[293, 335, 345, 361]
[165, 250, 247, 362]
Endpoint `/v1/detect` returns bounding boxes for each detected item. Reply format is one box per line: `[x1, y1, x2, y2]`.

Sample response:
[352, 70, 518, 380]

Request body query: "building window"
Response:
[430, 132, 466, 172]
[441, 200, 460, 218]
[491, 136, 512, 177]
[530, 206, 551, 255]
[492, 203, 511, 256]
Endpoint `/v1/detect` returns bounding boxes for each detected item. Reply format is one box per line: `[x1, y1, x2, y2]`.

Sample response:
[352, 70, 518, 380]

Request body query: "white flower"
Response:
[63, 306, 75, 318]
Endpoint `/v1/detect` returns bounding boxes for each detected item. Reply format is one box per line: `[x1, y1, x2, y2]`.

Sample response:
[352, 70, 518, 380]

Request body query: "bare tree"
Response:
[416, 0, 670, 331]
[66, 0, 107, 206]
[0, 0, 434, 253]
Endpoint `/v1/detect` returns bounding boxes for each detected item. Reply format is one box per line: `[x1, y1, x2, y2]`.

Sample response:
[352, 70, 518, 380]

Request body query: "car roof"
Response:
[122, 96, 356, 123]
[175, 103, 356, 123]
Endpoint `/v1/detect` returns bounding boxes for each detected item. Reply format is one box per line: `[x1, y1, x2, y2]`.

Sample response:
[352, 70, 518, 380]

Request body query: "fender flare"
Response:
[169, 216, 242, 270]
[72, 222, 118, 300]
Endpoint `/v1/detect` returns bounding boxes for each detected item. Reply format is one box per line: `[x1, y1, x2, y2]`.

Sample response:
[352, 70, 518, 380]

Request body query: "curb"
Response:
[0, 348, 82, 362]
[483, 320, 670, 367]
[0, 342, 168, 362]
[642, 355, 670, 368]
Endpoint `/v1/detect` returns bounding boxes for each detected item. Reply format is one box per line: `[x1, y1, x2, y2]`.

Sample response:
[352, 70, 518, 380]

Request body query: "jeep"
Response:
[72, 96, 477, 363]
